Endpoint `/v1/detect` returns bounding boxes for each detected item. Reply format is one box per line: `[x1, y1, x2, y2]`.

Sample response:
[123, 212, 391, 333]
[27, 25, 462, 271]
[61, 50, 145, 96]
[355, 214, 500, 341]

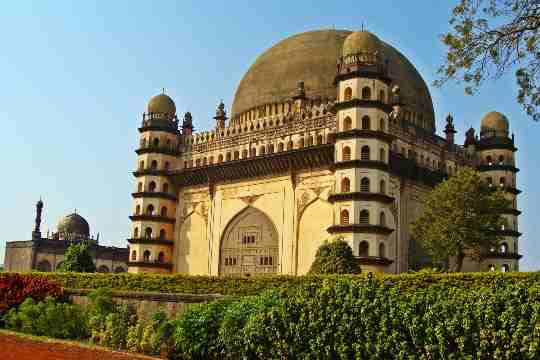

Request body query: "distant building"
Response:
[4, 200, 128, 273]
[129, 29, 522, 275]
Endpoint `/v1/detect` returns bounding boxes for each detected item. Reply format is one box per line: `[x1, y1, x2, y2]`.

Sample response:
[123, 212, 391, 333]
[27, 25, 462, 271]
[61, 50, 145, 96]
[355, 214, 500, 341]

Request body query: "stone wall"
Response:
[65, 288, 223, 319]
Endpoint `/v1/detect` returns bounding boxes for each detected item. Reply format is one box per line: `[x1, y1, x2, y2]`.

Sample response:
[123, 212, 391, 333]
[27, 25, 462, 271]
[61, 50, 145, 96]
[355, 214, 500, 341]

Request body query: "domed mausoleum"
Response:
[129, 29, 522, 275]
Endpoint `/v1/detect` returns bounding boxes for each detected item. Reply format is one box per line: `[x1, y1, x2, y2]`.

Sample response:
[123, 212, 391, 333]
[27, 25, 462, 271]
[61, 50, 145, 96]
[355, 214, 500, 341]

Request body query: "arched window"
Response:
[361, 146, 370, 160]
[143, 250, 151, 262]
[344, 87, 353, 101]
[501, 264, 509, 272]
[226, 152, 232, 161]
[486, 155, 493, 165]
[379, 90, 385, 102]
[359, 241, 369, 257]
[131, 250, 137, 261]
[218, 154, 224, 163]
[343, 116, 352, 131]
[164, 161, 170, 169]
[159, 229, 166, 240]
[340, 209, 349, 225]
[278, 143, 284, 152]
[499, 177, 506, 187]
[158, 252, 165, 263]
[498, 155, 505, 164]
[209, 156, 214, 164]
[341, 177, 350, 192]
[287, 141, 293, 150]
[361, 116, 371, 130]
[379, 148, 386, 162]
[379, 180, 386, 194]
[486, 177, 493, 186]
[162, 182, 169, 193]
[151, 160, 158, 170]
[146, 204, 154, 215]
[139, 160, 145, 170]
[149, 181, 156, 192]
[379, 118, 385, 131]
[360, 177, 370, 192]
[135, 205, 141, 215]
[361, 86, 371, 100]
[268, 143, 275, 153]
[360, 209, 370, 224]
[153, 138, 159, 147]
[242, 149, 248, 158]
[141, 138, 147, 148]
[379, 212, 386, 226]
[317, 135, 323, 145]
[500, 243, 508, 253]
[259, 146, 266, 155]
[133, 227, 139, 238]
[137, 182, 143, 192]
[145, 227, 152, 238]
[379, 242, 386, 258]
[342, 146, 351, 161]
[488, 264, 495, 272]
[160, 206, 167, 217]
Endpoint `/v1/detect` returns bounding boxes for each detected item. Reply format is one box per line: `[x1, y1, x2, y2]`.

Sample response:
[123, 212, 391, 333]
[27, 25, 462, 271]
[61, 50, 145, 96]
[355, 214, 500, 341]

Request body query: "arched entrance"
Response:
[36, 260, 51, 272]
[219, 207, 279, 276]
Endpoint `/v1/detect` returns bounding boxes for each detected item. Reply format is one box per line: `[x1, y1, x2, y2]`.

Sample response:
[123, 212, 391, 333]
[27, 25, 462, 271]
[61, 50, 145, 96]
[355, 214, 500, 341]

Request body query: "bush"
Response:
[57, 243, 96, 273]
[169, 278, 540, 359]
[309, 239, 361, 274]
[0, 273, 63, 315]
[3, 297, 87, 339]
[126, 311, 175, 356]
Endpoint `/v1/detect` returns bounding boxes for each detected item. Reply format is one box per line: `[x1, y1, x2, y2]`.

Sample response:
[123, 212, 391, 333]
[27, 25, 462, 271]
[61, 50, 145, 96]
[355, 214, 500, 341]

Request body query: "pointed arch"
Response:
[176, 211, 209, 275]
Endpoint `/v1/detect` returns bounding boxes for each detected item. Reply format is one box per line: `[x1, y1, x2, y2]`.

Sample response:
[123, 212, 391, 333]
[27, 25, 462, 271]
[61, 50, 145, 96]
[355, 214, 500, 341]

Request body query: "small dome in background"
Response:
[481, 111, 509, 136]
[147, 93, 176, 115]
[342, 30, 382, 57]
[57, 213, 90, 238]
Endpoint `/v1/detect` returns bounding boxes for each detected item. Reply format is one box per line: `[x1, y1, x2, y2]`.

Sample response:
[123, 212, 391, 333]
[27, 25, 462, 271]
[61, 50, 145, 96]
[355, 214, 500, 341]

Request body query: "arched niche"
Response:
[176, 212, 209, 275]
[219, 206, 279, 276]
[297, 199, 333, 275]
[36, 259, 51, 272]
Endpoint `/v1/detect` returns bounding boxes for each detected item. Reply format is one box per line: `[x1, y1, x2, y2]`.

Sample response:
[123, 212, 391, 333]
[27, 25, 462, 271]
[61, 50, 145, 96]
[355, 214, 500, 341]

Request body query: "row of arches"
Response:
[137, 181, 169, 193]
[340, 177, 386, 194]
[131, 249, 166, 263]
[133, 227, 168, 239]
[340, 209, 387, 226]
[138, 160, 171, 171]
[342, 146, 385, 162]
[358, 241, 386, 258]
[488, 264, 510, 272]
[184, 134, 328, 169]
[342, 115, 385, 132]
[486, 176, 515, 188]
[485, 155, 512, 166]
[140, 137, 175, 149]
[134, 204, 170, 217]
[343, 86, 385, 103]
[35, 259, 125, 273]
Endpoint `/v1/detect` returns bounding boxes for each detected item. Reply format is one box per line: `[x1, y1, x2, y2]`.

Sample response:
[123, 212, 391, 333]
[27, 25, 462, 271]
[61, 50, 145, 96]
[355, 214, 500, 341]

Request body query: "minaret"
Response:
[32, 198, 44, 240]
[328, 30, 396, 273]
[129, 92, 179, 274]
[444, 114, 457, 146]
[214, 101, 227, 130]
[476, 111, 521, 272]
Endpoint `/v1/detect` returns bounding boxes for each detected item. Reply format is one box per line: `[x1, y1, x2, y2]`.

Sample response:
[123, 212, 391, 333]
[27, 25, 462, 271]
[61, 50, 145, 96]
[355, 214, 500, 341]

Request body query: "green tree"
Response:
[411, 168, 509, 272]
[309, 238, 361, 275]
[57, 243, 96, 273]
[436, 0, 540, 120]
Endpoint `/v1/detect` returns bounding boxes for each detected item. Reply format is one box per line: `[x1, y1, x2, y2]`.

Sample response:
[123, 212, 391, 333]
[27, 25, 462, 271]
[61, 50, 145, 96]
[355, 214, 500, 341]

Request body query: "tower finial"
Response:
[32, 198, 44, 240]
[162, 87, 166, 94]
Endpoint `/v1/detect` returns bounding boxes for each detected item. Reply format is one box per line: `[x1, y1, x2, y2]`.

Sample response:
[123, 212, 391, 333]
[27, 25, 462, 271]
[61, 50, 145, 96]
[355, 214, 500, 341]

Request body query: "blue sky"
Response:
[1, 1, 538, 270]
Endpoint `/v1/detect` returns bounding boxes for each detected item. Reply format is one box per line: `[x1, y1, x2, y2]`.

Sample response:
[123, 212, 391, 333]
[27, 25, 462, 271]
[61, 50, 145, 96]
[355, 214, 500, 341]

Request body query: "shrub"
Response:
[0, 273, 63, 315]
[57, 243, 96, 273]
[3, 297, 87, 339]
[126, 311, 175, 356]
[309, 239, 361, 274]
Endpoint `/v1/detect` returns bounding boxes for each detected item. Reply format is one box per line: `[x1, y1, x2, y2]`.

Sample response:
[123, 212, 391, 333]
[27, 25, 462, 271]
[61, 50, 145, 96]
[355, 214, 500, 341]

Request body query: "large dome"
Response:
[57, 213, 90, 237]
[231, 29, 435, 130]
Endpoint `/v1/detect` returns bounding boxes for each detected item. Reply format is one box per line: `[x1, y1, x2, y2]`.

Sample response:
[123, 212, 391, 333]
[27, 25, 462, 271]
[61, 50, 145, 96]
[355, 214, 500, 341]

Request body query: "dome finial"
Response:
[161, 87, 166, 94]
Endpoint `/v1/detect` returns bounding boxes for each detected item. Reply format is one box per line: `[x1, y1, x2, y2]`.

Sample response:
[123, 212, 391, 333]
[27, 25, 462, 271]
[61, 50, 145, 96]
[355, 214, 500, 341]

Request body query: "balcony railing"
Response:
[128, 260, 173, 269]
[129, 214, 176, 224]
[127, 237, 174, 246]
[327, 224, 394, 235]
[131, 191, 177, 201]
[135, 145, 179, 156]
[327, 191, 394, 204]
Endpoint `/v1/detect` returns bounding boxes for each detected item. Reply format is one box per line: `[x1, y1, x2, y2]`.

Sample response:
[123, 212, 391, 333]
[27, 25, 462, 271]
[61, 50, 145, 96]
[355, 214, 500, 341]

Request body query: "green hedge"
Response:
[3, 271, 540, 296]
[170, 278, 540, 359]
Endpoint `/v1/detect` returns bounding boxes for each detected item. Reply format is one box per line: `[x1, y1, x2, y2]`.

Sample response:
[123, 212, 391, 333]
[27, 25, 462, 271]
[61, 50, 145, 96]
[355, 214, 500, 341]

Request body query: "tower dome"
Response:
[147, 93, 176, 115]
[480, 111, 509, 137]
[342, 30, 382, 56]
[57, 213, 90, 238]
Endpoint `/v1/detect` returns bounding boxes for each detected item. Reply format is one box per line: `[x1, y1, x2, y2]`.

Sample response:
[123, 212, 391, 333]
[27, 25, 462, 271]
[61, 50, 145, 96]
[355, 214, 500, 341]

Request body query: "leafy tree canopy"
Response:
[309, 238, 361, 275]
[411, 168, 509, 272]
[57, 243, 96, 273]
[436, 0, 540, 120]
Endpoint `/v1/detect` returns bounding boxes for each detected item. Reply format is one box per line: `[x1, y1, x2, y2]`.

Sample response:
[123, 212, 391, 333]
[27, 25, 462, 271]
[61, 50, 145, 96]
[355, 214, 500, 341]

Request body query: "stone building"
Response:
[128, 29, 522, 275]
[4, 200, 128, 273]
